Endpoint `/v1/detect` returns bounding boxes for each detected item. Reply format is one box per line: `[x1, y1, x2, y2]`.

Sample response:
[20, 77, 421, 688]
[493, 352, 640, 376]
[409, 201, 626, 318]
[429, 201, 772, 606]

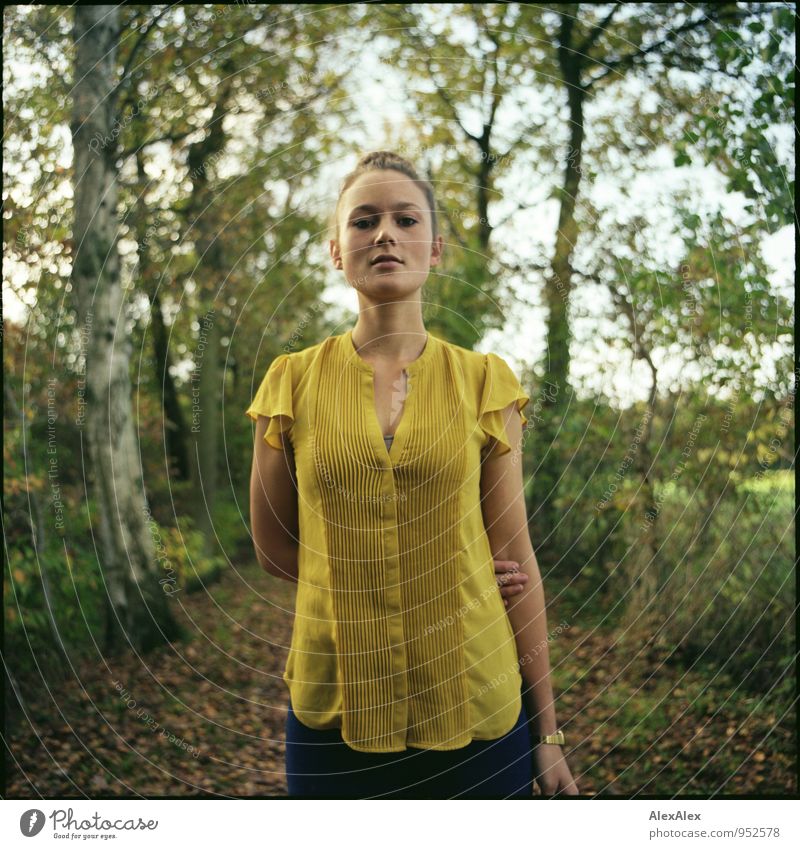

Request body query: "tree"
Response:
[106, 4, 360, 541]
[70, 5, 181, 652]
[577, 191, 791, 559]
[371, 4, 550, 349]
[372, 3, 792, 543]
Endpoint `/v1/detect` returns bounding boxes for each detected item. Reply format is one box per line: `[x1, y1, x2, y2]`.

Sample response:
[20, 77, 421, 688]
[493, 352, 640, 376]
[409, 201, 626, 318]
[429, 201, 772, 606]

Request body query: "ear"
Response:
[429, 234, 444, 267]
[329, 237, 343, 270]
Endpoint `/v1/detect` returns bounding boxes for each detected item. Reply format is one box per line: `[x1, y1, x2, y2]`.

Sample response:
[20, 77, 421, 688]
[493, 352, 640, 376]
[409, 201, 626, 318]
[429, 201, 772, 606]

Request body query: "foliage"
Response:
[615, 474, 795, 708]
[525, 394, 637, 581]
[4, 5, 794, 792]
[669, 4, 795, 228]
[3, 496, 224, 687]
[157, 514, 226, 594]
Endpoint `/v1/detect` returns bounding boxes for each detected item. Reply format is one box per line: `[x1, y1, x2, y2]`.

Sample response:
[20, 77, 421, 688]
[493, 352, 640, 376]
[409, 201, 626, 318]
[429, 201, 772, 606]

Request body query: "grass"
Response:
[737, 469, 794, 493]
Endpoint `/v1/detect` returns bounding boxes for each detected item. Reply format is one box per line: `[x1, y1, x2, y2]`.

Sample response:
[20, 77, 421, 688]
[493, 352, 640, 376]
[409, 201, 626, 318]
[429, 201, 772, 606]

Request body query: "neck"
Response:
[351, 305, 427, 365]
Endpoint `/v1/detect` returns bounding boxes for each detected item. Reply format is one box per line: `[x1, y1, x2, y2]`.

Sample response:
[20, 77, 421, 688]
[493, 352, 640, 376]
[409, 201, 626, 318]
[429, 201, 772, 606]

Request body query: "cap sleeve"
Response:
[245, 353, 294, 449]
[479, 353, 529, 456]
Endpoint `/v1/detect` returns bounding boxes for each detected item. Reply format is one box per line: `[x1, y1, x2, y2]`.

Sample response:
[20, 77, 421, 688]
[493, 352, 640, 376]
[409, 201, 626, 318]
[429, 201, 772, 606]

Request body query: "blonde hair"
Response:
[331, 150, 439, 243]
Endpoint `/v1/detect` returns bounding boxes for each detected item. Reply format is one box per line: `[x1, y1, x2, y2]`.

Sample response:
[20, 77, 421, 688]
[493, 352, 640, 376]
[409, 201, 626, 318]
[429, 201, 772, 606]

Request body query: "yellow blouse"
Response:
[246, 328, 530, 753]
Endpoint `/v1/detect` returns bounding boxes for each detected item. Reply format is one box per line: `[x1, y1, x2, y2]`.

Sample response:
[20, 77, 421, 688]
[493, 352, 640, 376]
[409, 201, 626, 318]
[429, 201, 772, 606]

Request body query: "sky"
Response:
[297, 40, 794, 406]
[4, 6, 794, 409]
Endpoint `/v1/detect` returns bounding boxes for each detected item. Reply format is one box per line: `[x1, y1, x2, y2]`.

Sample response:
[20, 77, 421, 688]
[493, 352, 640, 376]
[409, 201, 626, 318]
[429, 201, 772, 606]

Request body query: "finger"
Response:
[493, 560, 520, 573]
[557, 775, 579, 796]
[498, 579, 527, 594]
[498, 569, 527, 581]
[496, 572, 527, 588]
[499, 573, 528, 586]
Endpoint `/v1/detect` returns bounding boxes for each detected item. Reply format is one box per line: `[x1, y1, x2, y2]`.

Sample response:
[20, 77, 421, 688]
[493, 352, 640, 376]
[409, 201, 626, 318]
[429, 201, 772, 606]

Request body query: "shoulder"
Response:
[437, 336, 515, 384]
[437, 336, 489, 373]
[274, 334, 336, 376]
[280, 335, 327, 363]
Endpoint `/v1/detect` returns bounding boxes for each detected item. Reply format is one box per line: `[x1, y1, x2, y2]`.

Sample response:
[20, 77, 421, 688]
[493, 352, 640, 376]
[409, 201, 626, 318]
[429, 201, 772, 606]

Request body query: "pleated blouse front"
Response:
[246, 328, 530, 753]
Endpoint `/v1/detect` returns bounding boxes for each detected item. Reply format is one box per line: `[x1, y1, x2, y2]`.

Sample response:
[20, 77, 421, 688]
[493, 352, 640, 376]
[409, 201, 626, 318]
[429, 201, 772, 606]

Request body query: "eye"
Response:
[350, 215, 418, 229]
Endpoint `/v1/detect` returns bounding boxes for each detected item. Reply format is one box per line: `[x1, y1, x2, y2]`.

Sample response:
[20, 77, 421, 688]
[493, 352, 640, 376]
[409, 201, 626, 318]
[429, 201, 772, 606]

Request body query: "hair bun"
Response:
[357, 150, 420, 178]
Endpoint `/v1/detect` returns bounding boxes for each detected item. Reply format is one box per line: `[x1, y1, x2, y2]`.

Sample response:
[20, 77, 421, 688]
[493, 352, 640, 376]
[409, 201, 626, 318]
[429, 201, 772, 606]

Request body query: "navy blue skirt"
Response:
[285, 699, 533, 799]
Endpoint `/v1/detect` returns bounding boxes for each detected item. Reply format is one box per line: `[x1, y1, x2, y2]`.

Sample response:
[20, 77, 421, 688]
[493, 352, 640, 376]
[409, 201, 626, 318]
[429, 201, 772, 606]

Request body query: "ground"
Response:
[5, 558, 795, 797]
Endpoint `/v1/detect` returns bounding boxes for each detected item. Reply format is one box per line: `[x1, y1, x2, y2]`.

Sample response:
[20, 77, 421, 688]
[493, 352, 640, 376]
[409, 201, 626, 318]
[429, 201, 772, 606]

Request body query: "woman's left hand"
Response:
[494, 558, 528, 606]
[531, 745, 580, 796]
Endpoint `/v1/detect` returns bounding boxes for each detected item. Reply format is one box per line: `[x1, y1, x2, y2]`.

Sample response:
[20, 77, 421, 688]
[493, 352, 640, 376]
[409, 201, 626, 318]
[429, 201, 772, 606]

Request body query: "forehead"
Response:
[341, 170, 428, 215]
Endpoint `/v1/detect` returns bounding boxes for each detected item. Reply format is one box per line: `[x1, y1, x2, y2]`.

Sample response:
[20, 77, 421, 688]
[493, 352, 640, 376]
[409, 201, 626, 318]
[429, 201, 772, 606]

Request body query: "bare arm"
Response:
[481, 402, 578, 796]
[249, 416, 299, 582]
[480, 410, 557, 735]
[480, 403, 578, 794]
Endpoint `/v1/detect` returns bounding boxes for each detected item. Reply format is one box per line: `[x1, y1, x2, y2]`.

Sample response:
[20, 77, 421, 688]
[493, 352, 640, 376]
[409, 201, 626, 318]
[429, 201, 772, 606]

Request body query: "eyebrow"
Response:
[347, 202, 423, 217]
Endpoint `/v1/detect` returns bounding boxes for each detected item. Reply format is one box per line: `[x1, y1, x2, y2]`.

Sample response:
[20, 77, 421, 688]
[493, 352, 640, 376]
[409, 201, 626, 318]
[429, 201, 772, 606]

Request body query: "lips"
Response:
[370, 254, 402, 265]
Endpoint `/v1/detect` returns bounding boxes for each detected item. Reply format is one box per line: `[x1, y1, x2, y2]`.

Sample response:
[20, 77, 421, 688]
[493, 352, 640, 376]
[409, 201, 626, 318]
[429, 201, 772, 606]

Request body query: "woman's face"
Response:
[330, 170, 443, 298]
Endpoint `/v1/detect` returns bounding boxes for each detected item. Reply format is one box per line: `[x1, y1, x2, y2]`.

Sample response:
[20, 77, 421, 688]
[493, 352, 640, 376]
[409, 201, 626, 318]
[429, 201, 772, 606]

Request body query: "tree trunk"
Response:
[187, 306, 220, 541]
[133, 150, 190, 481]
[151, 289, 191, 481]
[534, 15, 586, 546]
[183, 66, 235, 544]
[636, 363, 660, 565]
[71, 5, 182, 653]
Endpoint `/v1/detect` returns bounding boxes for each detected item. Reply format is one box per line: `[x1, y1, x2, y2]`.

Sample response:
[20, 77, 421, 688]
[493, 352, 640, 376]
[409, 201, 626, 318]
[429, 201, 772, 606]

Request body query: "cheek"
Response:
[342, 233, 367, 260]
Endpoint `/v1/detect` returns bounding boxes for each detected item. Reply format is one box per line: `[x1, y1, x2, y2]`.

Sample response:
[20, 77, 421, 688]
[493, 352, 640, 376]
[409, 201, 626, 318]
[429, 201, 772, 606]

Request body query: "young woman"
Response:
[247, 151, 578, 799]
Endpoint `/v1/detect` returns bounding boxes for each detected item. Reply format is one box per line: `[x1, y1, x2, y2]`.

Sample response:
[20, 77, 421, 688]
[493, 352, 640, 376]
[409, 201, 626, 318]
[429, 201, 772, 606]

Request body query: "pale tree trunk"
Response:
[71, 5, 181, 653]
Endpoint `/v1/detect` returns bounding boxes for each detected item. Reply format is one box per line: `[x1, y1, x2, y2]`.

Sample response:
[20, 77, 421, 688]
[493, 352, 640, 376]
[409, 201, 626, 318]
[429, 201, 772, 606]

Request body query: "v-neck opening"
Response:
[380, 367, 408, 438]
[341, 328, 437, 464]
[369, 367, 409, 463]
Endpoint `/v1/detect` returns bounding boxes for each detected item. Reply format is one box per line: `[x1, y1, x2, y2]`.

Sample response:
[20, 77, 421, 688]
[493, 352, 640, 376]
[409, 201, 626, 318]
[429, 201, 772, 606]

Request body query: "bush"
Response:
[3, 502, 225, 686]
[156, 513, 226, 593]
[616, 475, 795, 707]
[4, 531, 106, 689]
[210, 498, 252, 561]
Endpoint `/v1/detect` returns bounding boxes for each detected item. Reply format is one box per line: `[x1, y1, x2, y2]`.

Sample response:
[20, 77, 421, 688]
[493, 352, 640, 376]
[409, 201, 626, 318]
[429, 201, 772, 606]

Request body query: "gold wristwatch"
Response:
[533, 729, 565, 745]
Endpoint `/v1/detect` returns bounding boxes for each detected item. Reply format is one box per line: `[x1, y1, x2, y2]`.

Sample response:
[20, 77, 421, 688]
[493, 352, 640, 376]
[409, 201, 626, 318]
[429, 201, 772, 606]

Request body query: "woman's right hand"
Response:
[494, 559, 528, 606]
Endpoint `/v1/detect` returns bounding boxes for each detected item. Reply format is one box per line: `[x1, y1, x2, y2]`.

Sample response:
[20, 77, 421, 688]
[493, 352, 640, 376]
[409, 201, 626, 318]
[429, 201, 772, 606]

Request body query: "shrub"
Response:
[617, 475, 794, 708]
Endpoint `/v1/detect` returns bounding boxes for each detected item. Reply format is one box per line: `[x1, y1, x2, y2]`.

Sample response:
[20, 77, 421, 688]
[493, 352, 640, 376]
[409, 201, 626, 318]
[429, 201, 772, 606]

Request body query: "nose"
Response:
[373, 215, 398, 246]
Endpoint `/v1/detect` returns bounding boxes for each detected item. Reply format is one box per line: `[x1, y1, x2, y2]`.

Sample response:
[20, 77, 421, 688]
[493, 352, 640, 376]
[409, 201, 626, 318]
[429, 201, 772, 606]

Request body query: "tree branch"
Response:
[111, 5, 175, 108]
[577, 2, 621, 57]
[119, 127, 198, 159]
[583, 6, 763, 91]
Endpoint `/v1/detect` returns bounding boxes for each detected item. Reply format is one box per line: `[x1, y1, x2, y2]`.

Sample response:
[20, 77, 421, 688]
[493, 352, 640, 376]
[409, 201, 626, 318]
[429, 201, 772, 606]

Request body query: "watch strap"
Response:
[533, 729, 565, 745]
